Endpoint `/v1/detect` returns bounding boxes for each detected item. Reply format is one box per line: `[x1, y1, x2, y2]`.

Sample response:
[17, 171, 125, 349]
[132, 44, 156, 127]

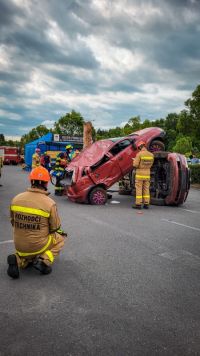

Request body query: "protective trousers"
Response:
[135, 179, 150, 206]
[55, 177, 65, 195]
[15, 233, 65, 268]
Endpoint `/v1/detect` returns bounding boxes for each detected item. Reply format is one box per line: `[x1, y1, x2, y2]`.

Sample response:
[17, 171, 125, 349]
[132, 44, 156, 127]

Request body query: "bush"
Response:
[189, 164, 200, 184]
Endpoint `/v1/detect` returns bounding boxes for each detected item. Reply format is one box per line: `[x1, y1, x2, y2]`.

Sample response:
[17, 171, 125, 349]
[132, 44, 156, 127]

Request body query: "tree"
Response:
[0, 134, 5, 144]
[172, 136, 192, 154]
[96, 128, 109, 140]
[165, 129, 177, 151]
[21, 125, 49, 145]
[177, 110, 194, 137]
[108, 127, 123, 138]
[124, 116, 141, 135]
[185, 84, 200, 140]
[165, 113, 179, 131]
[54, 110, 84, 137]
[185, 84, 200, 119]
[152, 118, 165, 129]
[141, 119, 152, 129]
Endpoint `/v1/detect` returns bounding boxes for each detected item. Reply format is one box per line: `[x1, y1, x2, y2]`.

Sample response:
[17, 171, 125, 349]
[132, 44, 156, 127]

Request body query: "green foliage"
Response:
[54, 110, 84, 136]
[96, 127, 124, 140]
[0, 134, 5, 145]
[177, 110, 195, 137]
[21, 125, 49, 145]
[172, 136, 192, 154]
[124, 116, 141, 135]
[165, 113, 179, 131]
[189, 164, 200, 184]
[185, 84, 200, 122]
[152, 118, 165, 129]
[141, 119, 152, 129]
[165, 129, 177, 151]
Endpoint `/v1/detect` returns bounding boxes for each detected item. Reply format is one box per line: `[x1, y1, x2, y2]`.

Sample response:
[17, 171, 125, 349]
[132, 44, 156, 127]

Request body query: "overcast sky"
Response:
[0, 0, 200, 140]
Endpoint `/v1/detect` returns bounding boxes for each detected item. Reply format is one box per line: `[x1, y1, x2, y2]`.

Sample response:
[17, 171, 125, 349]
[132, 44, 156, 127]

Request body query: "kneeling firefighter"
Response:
[132, 141, 154, 209]
[7, 166, 67, 279]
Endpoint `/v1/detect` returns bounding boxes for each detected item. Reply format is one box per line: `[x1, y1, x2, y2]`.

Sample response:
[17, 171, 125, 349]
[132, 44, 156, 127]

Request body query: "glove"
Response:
[57, 228, 68, 237]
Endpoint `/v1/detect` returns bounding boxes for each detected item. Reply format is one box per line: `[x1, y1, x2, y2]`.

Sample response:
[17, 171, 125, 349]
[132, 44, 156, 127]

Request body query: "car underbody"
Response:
[119, 151, 190, 206]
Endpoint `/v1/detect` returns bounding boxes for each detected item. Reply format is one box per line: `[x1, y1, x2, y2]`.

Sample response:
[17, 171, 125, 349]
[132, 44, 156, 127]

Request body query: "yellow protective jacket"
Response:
[133, 147, 154, 180]
[32, 153, 40, 169]
[10, 188, 61, 256]
[55, 157, 68, 172]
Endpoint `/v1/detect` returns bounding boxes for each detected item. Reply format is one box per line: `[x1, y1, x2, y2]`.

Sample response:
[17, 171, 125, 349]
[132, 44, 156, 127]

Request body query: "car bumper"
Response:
[67, 186, 89, 203]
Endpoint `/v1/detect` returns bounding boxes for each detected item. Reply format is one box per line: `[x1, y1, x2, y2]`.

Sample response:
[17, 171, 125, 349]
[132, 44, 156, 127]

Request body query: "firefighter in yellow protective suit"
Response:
[132, 141, 154, 209]
[32, 148, 41, 169]
[7, 166, 67, 278]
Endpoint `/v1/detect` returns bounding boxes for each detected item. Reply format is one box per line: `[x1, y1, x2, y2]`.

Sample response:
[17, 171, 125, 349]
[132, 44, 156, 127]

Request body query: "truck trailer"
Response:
[0, 146, 20, 165]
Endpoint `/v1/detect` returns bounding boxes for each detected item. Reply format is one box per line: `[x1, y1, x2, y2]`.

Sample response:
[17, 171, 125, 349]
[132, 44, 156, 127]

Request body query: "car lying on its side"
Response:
[122, 151, 190, 206]
[65, 127, 190, 205]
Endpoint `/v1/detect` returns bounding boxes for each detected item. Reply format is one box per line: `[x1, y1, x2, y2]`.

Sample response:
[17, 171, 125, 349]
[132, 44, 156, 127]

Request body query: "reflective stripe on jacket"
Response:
[32, 153, 40, 169]
[133, 147, 154, 180]
[10, 188, 61, 254]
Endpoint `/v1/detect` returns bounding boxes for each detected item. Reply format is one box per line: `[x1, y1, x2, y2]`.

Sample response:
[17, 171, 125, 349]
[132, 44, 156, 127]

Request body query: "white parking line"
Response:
[0, 240, 13, 245]
[162, 219, 200, 232]
[179, 208, 200, 214]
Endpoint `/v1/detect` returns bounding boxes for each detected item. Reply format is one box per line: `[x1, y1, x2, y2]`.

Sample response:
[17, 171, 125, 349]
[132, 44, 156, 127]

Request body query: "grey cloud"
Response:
[0, 0, 199, 137]
[0, 0, 24, 27]
[4, 27, 98, 68]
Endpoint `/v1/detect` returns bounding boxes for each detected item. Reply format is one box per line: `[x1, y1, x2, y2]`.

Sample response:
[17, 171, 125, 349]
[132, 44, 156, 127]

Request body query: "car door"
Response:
[109, 139, 135, 176]
[89, 152, 121, 187]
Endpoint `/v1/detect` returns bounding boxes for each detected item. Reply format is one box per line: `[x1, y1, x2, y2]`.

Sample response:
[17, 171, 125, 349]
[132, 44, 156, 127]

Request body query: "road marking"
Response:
[159, 250, 200, 263]
[0, 240, 13, 245]
[162, 219, 200, 232]
[179, 208, 200, 214]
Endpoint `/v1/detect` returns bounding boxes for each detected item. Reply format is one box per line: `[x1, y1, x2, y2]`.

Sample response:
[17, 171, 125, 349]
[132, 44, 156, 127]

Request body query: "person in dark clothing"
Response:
[42, 152, 51, 171]
[53, 152, 68, 195]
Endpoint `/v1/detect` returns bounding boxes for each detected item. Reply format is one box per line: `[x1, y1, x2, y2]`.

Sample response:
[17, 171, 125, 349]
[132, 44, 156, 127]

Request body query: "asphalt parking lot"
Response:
[0, 166, 200, 356]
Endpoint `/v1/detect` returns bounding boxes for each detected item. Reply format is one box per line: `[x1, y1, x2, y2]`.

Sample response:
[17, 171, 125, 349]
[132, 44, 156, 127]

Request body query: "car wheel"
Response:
[89, 187, 107, 205]
[149, 140, 165, 152]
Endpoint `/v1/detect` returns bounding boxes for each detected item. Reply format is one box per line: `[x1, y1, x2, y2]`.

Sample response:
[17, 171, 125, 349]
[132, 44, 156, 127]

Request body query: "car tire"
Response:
[89, 187, 108, 205]
[149, 140, 165, 152]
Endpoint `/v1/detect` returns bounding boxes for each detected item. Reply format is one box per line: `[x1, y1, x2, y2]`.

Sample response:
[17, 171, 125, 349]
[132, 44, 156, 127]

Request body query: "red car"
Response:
[65, 127, 190, 205]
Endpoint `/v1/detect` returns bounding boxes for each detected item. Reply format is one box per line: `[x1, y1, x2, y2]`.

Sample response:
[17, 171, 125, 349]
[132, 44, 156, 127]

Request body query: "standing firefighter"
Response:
[7, 166, 67, 279]
[132, 141, 154, 209]
[53, 152, 68, 195]
[65, 144, 73, 162]
[32, 148, 41, 169]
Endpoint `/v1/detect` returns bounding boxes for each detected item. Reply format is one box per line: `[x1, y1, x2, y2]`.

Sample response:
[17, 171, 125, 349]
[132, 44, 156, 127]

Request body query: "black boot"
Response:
[143, 204, 149, 209]
[33, 258, 52, 275]
[132, 205, 142, 209]
[7, 254, 19, 279]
